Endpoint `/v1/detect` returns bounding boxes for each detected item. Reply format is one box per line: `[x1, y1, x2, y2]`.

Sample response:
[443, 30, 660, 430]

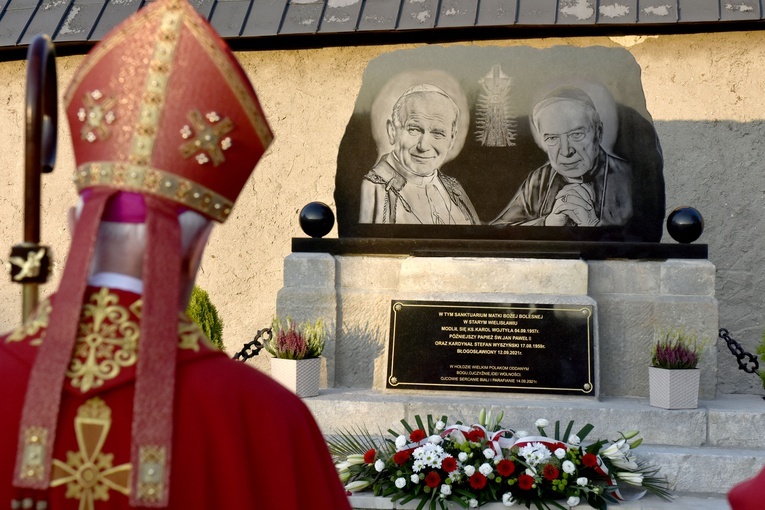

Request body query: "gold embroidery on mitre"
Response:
[74, 162, 234, 222]
[178, 110, 235, 167]
[137, 445, 166, 503]
[130, 8, 182, 172]
[50, 398, 131, 509]
[19, 426, 48, 482]
[78, 90, 118, 143]
[6, 297, 51, 346]
[66, 288, 140, 393]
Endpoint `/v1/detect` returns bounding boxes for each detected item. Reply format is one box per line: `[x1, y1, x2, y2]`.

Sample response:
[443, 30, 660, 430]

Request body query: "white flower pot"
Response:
[648, 367, 700, 409]
[270, 357, 321, 398]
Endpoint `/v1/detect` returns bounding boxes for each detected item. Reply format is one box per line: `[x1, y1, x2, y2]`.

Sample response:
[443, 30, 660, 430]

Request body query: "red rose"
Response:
[518, 474, 534, 491]
[543, 463, 560, 481]
[364, 448, 376, 464]
[582, 453, 598, 468]
[496, 459, 515, 477]
[410, 429, 426, 442]
[469, 473, 487, 490]
[467, 428, 485, 442]
[425, 471, 441, 488]
[442, 456, 458, 472]
[393, 449, 412, 465]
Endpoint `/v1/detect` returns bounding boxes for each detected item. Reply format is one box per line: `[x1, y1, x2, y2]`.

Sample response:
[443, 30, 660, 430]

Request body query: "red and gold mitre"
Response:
[65, 0, 272, 221]
[14, 0, 272, 506]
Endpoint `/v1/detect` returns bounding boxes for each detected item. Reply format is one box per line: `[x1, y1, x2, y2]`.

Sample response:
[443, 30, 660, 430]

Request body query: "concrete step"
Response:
[306, 389, 765, 495]
[348, 493, 731, 509]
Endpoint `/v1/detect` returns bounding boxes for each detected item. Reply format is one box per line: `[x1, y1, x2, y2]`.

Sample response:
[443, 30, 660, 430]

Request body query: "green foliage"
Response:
[651, 327, 707, 369]
[265, 316, 326, 359]
[186, 286, 224, 351]
[758, 331, 765, 390]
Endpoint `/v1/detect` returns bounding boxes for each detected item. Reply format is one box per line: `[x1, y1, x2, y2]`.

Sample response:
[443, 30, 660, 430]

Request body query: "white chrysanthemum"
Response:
[410, 474, 420, 484]
[412, 460, 425, 472]
[479, 463, 493, 476]
[469, 499, 478, 508]
[554, 448, 566, 459]
[483, 448, 496, 459]
[395, 477, 406, 489]
[395, 435, 407, 450]
[458, 452, 469, 462]
[535, 418, 549, 428]
[562, 460, 576, 474]
[435, 420, 446, 431]
[568, 434, 581, 446]
[440, 484, 452, 496]
[413, 443, 446, 469]
[375, 459, 385, 472]
[464, 465, 476, 477]
[502, 492, 517, 506]
[518, 442, 552, 467]
[567, 495, 580, 507]
[576, 477, 588, 486]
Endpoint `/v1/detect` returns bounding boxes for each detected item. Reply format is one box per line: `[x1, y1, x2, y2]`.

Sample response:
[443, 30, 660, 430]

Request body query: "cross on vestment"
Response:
[50, 398, 131, 509]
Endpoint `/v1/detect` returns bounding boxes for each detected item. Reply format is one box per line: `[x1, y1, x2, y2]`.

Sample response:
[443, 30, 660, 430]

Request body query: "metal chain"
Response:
[233, 327, 272, 362]
[718, 328, 760, 374]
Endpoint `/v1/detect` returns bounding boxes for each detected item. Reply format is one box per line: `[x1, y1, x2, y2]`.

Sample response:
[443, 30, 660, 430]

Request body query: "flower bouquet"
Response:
[328, 410, 671, 509]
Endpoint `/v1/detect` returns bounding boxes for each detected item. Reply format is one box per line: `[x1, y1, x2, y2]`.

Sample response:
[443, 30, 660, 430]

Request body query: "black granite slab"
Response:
[387, 300, 595, 395]
[291, 237, 709, 260]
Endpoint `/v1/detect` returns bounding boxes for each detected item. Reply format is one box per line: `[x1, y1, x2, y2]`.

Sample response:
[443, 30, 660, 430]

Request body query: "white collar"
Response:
[88, 272, 144, 295]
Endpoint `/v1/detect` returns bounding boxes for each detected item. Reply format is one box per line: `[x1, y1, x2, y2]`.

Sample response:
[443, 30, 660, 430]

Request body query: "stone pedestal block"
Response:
[279, 255, 718, 399]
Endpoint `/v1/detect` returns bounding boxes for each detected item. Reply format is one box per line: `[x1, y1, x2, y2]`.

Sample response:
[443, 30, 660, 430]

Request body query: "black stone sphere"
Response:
[667, 207, 704, 244]
[299, 202, 335, 238]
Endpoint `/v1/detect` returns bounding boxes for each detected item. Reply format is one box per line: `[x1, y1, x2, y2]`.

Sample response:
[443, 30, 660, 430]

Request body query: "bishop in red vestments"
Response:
[0, 0, 352, 508]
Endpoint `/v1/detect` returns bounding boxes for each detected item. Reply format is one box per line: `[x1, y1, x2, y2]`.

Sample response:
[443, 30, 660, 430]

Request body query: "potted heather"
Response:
[648, 328, 706, 409]
[264, 316, 326, 398]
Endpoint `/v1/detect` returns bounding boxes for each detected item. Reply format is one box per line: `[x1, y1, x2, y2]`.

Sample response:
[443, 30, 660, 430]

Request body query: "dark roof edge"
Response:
[0, 19, 762, 62]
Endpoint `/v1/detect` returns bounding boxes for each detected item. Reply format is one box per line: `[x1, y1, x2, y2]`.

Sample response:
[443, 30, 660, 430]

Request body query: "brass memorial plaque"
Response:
[386, 300, 595, 395]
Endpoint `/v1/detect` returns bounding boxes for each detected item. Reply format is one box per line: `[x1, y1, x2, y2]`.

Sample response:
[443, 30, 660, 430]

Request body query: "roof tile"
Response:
[678, 0, 719, 22]
[318, 0, 362, 33]
[19, 0, 71, 45]
[241, 0, 287, 36]
[597, 0, 638, 23]
[53, 0, 104, 42]
[280, 0, 322, 34]
[476, 0, 518, 26]
[638, 0, 679, 23]
[89, 0, 141, 40]
[357, 0, 400, 31]
[720, 0, 760, 21]
[0, 0, 36, 46]
[209, 0, 249, 36]
[437, 0, 477, 28]
[189, 0, 215, 21]
[558, 0, 597, 24]
[398, 0, 438, 30]
[516, 0, 557, 24]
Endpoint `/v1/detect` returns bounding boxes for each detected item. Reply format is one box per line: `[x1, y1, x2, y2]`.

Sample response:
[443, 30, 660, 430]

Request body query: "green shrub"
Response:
[186, 286, 224, 351]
